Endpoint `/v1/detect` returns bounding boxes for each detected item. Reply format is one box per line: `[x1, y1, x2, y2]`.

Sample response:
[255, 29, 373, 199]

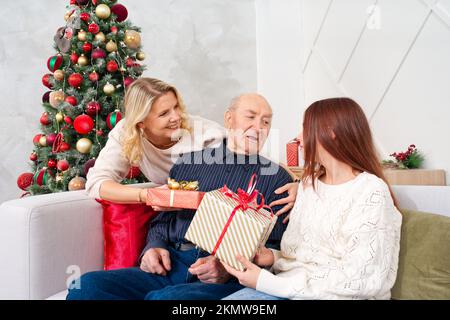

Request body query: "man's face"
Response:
[225, 95, 273, 155]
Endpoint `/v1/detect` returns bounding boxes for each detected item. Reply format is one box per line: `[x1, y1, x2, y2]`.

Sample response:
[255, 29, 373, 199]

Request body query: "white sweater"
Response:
[256, 172, 402, 300]
[85, 115, 226, 198]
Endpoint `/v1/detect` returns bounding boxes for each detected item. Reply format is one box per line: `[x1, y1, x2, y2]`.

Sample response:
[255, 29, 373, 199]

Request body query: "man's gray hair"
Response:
[227, 93, 271, 112]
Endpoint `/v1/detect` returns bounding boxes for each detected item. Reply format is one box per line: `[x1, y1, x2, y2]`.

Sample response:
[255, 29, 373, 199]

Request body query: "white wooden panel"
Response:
[371, 14, 450, 182]
[304, 52, 343, 106]
[302, 0, 333, 66]
[340, 0, 428, 117]
[316, 0, 376, 80]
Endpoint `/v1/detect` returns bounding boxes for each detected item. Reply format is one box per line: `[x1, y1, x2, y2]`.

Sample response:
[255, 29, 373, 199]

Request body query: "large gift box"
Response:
[286, 138, 301, 166]
[185, 175, 277, 271]
[146, 179, 205, 210]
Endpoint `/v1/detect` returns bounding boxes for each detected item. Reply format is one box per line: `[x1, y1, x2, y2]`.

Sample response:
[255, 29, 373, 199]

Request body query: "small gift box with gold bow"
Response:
[146, 178, 205, 210]
[185, 174, 277, 271]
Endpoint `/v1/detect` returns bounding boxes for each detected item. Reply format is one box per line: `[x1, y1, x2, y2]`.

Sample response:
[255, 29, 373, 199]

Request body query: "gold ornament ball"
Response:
[53, 69, 65, 81]
[39, 135, 47, 147]
[95, 32, 106, 43]
[55, 113, 64, 123]
[76, 138, 93, 154]
[95, 4, 111, 19]
[68, 176, 87, 191]
[106, 40, 118, 52]
[124, 30, 141, 49]
[136, 52, 145, 61]
[78, 54, 89, 66]
[77, 30, 87, 41]
[103, 83, 115, 96]
[49, 90, 66, 109]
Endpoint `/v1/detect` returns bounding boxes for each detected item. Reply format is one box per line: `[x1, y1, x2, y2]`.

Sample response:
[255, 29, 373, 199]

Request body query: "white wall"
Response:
[0, 0, 257, 203]
[255, 0, 304, 163]
[301, 0, 450, 184]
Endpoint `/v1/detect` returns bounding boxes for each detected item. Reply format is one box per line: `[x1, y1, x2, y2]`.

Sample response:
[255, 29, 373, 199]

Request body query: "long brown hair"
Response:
[302, 97, 397, 206]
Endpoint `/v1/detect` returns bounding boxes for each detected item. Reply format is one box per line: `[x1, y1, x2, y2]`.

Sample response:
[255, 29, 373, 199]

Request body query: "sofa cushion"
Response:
[98, 200, 158, 270]
[391, 209, 450, 299]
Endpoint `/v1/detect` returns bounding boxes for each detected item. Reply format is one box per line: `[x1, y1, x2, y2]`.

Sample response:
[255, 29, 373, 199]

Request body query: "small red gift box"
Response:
[286, 138, 301, 166]
[146, 188, 205, 210]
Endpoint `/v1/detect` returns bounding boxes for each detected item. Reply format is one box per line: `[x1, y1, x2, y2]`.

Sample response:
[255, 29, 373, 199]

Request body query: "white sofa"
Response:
[0, 184, 449, 300]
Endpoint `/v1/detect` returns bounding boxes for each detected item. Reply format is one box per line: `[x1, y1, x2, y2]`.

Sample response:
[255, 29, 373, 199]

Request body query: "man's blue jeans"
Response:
[66, 246, 244, 300]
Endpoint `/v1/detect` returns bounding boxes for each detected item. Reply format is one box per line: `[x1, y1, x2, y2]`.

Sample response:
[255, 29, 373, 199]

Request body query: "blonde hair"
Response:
[121, 78, 190, 165]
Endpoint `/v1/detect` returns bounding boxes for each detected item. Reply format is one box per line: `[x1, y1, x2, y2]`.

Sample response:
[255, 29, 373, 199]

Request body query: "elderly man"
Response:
[67, 93, 293, 300]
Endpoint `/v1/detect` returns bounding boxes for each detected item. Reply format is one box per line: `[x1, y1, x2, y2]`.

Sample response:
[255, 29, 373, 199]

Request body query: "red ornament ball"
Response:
[68, 73, 83, 88]
[82, 42, 92, 52]
[70, 0, 77, 5]
[125, 57, 135, 67]
[40, 112, 51, 126]
[126, 166, 141, 179]
[80, 12, 90, 21]
[48, 159, 57, 169]
[30, 152, 38, 162]
[70, 52, 79, 64]
[65, 95, 78, 106]
[92, 48, 106, 60]
[47, 55, 63, 72]
[85, 101, 101, 116]
[76, 0, 89, 5]
[106, 110, 122, 129]
[46, 133, 57, 146]
[42, 74, 53, 89]
[42, 91, 51, 103]
[88, 23, 99, 34]
[74, 114, 94, 134]
[64, 116, 73, 125]
[106, 60, 118, 73]
[33, 134, 44, 145]
[83, 158, 96, 176]
[124, 77, 134, 88]
[57, 159, 70, 171]
[17, 173, 34, 191]
[96, 129, 103, 136]
[60, 142, 71, 152]
[110, 26, 118, 34]
[88, 71, 99, 82]
[111, 4, 128, 22]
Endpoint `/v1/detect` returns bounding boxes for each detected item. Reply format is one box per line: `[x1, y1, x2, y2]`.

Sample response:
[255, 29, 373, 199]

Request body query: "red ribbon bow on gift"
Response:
[211, 173, 273, 256]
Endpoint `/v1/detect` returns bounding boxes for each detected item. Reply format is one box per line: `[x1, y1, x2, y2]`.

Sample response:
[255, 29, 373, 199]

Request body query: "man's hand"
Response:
[188, 256, 231, 284]
[140, 248, 171, 276]
[269, 182, 299, 223]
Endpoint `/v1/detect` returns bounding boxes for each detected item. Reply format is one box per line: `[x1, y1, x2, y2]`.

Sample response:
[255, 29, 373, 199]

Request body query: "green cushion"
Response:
[391, 209, 450, 300]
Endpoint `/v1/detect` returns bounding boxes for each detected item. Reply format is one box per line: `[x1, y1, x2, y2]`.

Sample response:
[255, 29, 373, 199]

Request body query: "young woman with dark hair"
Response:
[223, 97, 402, 300]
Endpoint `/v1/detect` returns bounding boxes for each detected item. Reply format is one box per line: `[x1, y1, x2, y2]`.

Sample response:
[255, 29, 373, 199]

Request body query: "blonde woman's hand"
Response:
[221, 255, 261, 289]
[253, 247, 274, 268]
[149, 184, 182, 211]
[269, 182, 298, 223]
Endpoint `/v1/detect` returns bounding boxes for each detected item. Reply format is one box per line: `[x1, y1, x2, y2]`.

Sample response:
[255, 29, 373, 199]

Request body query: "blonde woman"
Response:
[86, 78, 297, 213]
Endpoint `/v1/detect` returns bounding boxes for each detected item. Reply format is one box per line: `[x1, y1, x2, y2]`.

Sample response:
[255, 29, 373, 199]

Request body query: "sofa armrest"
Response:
[0, 182, 156, 300]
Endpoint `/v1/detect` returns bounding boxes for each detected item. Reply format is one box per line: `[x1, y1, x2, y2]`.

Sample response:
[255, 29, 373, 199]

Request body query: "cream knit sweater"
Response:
[256, 172, 402, 300]
[85, 115, 226, 199]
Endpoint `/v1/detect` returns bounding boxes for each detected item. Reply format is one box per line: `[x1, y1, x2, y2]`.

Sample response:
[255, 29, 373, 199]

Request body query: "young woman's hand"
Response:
[269, 182, 298, 223]
[222, 254, 261, 289]
[253, 247, 274, 267]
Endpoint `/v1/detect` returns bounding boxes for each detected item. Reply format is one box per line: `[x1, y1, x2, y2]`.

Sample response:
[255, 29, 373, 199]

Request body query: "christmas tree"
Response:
[17, 0, 148, 195]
